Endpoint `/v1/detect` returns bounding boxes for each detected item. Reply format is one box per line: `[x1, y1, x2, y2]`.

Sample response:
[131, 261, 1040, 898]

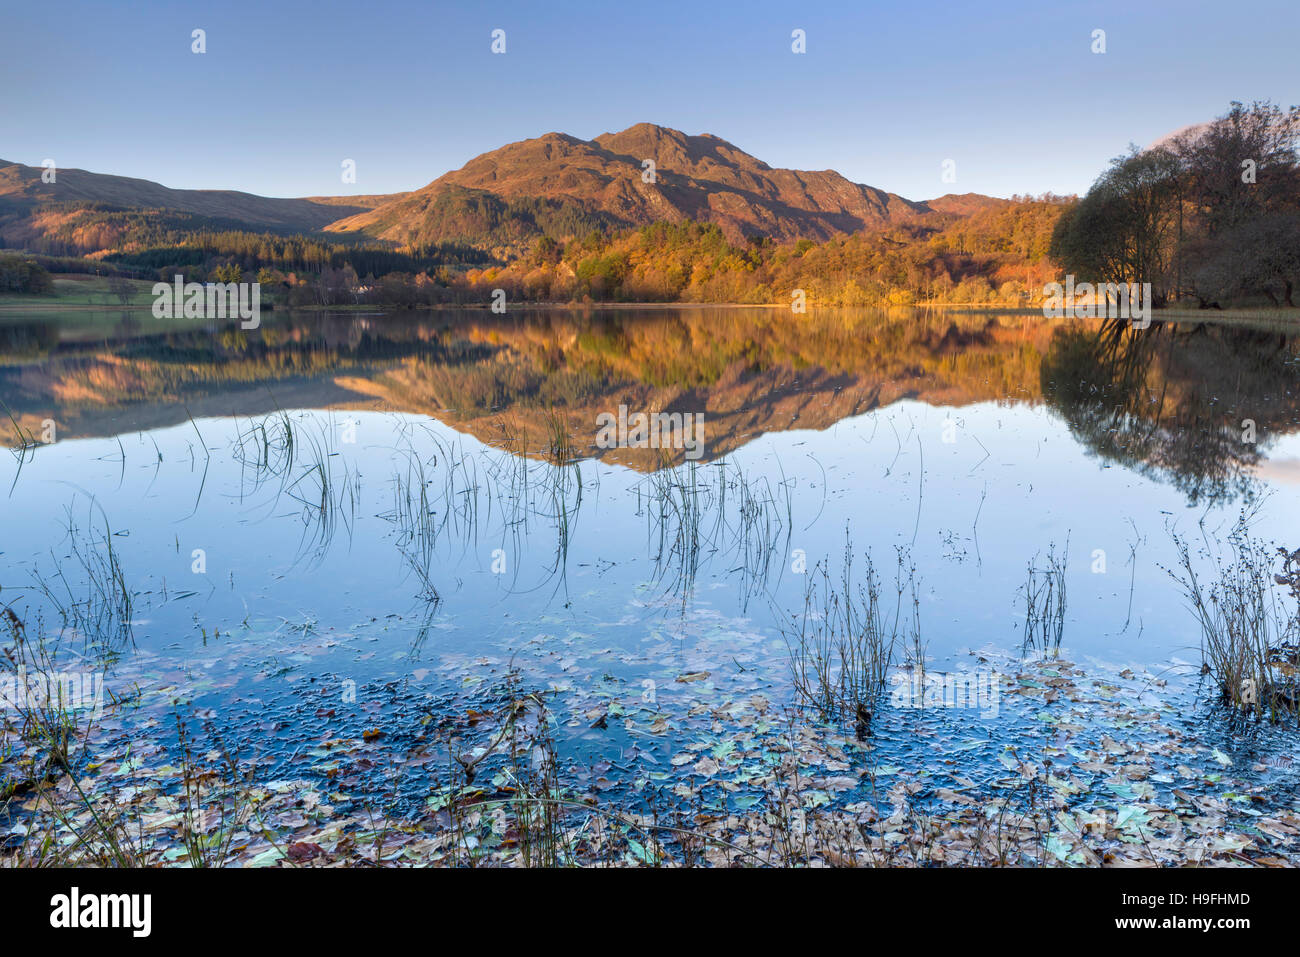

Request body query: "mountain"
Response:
[1, 126, 1010, 257]
[325, 123, 956, 247]
[0, 159, 395, 231]
[922, 193, 1014, 217]
[1147, 122, 1212, 153]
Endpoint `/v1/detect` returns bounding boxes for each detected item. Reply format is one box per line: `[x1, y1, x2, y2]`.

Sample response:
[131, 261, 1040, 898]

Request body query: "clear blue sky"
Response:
[2, 0, 1296, 202]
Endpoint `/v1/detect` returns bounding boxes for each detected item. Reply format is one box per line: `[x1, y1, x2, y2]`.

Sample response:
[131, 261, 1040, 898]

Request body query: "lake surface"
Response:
[3, 306, 1299, 832]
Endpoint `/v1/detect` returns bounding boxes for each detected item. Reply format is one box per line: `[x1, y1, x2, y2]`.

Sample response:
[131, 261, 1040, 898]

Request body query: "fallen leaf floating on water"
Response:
[286, 842, 323, 862]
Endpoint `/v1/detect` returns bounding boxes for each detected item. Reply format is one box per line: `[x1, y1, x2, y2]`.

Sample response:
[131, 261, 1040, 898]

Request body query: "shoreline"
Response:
[2, 296, 1297, 329]
[5, 653, 1297, 868]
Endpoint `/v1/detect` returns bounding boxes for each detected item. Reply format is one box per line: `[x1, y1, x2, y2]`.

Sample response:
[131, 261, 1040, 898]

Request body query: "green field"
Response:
[0, 273, 160, 310]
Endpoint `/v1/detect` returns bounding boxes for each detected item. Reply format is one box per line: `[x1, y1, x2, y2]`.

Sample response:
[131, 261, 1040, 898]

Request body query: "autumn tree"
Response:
[1174, 100, 1300, 239]
[1050, 147, 1182, 302]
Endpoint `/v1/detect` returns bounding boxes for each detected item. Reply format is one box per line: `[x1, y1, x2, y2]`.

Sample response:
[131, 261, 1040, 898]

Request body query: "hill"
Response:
[324, 123, 963, 249]
[0, 129, 1018, 263]
[0, 159, 392, 231]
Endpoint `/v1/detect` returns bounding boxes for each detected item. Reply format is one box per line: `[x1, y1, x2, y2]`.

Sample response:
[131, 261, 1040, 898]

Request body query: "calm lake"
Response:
[3, 306, 1299, 832]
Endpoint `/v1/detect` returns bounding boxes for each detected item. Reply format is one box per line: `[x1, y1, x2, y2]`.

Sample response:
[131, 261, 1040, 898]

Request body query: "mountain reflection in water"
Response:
[3, 308, 1296, 501]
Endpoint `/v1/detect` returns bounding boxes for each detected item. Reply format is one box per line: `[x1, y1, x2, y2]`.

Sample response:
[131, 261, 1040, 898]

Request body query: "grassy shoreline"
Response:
[4, 653, 1297, 868]
[3, 274, 1299, 326]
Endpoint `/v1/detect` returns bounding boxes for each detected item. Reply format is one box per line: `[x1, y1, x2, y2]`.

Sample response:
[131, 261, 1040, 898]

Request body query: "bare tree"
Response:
[108, 276, 135, 305]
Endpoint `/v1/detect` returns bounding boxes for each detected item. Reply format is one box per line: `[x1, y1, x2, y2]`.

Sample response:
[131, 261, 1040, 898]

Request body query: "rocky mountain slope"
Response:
[326, 123, 974, 246]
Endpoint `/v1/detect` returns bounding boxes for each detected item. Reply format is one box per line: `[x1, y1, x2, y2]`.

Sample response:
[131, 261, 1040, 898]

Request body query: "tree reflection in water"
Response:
[1041, 318, 1299, 505]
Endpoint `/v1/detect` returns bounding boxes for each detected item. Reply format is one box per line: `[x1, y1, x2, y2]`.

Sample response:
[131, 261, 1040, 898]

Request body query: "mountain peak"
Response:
[324, 125, 945, 247]
[593, 123, 759, 173]
[599, 121, 689, 140]
[921, 193, 1014, 216]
